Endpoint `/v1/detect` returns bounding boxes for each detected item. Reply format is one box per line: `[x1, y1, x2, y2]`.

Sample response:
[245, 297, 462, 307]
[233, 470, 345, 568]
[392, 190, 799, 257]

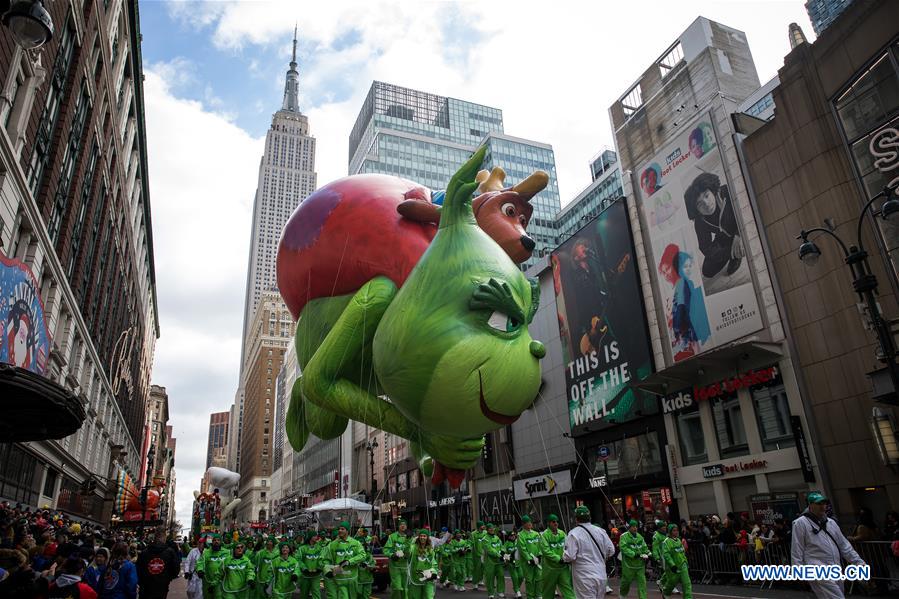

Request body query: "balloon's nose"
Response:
[521, 235, 536, 252]
[530, 340, 546, 359]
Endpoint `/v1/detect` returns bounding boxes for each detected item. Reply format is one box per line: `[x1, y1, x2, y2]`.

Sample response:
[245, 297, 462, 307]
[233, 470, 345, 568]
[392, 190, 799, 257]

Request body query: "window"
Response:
[43, 469, 58, 497]
[676, 402, 707, 465]
[835, 51, 899, 142]
[711, 393, 749, 458]
[752, 379, 794, 451]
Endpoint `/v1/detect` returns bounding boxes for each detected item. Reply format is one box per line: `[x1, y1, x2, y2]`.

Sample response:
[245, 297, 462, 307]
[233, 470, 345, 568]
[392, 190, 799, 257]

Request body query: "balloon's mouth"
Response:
[478, 370, 519, 425]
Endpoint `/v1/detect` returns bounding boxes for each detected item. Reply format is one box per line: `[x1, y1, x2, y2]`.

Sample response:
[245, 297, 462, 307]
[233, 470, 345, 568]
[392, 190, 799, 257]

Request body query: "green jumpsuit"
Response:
[517, 529, 542, 599]
[356, 536, 375, 599]
[503, 539, 523, 595]
[408, 544, 439, 599]
[197, 546, 230, 599]
[298, 541, 325, 599]
[255, 547, 279, 599]
[482, 533, 505, 598]
[651, 531, 667, 568]
[471, 529, 485, 585]
[270, 555, 301, 599]
[321, 537, 338, 599]
[326, 537, 366, 599]
[617, 531, 649, 599]
[539, 529, 574, 599]
[384, 531, 411, 599]
[221, 554, 257, 599]
[438, 542, 451, 585]
[449, 538, 470, 588]
[660, 536, 692, 598]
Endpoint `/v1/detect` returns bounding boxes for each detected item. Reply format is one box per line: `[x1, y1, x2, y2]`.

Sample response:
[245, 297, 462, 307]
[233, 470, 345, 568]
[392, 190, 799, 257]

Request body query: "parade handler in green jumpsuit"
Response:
[356, 527, 375, 599]
[651, 520, 667, 571]
[482, 523, 505, 599]
[517, 516, 541, 599]
[503, 530, 523, 598]
[449, 530, 470, 591]
[221, 542, 257, 599]
[409, 530, 439, 599]
[384, 519, 411, 599]
[271, 542, 301, 599]
[197, 533, 230, 599]
[660, 524, 692, 599]
[322, 531, 339, 599]
[618, 520, 649, 599]
[325, 522, 366, 599]
[539, 515, 574, 599]
[472, 521, 486, 587]
[298, 531, 325, 599]
[255, 537, 279, 598]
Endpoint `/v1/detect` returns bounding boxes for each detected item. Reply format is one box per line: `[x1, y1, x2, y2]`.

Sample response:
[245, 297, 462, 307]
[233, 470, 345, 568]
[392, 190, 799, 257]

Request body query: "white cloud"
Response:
[144, 63, 263, 529]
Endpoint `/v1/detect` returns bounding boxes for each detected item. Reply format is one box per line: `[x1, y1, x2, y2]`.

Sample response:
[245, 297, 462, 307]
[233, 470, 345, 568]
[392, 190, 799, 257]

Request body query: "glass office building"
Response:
[805, 0, 853, 35]
[554, 154, 623, 245]
[348, 81, 560, 268]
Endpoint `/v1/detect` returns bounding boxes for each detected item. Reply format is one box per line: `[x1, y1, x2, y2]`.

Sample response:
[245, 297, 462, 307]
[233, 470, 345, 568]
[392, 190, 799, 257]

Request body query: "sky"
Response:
[141, 0, 817, 531]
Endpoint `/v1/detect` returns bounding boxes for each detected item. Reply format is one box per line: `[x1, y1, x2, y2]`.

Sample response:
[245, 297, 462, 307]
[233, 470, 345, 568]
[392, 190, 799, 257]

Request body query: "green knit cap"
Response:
[477, 521, 485, 527]
[338, 521, 350, 530]
[668, 523, 678, 533]
[521, 515, 531, 523]
[628, 520, 638, 528]
[547, 514, 559, 522]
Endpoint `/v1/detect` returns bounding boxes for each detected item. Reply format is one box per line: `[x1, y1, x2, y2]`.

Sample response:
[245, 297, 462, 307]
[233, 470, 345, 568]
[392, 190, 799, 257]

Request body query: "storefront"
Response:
[381, 458, 429, 529]
[656, 359, 817, 521]
[428, 480, 472, 532]
[571, 415, 674, 528]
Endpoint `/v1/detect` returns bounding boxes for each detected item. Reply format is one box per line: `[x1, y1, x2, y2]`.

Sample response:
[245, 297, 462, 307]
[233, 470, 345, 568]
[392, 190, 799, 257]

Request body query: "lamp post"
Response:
[366, 439, 378, 532]
[796, 183, 899, 400]
[1, 0, 53, 49]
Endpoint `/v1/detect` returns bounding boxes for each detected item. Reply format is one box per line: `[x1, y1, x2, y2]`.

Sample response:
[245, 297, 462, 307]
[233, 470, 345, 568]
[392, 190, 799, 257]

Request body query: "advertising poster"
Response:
[551, 199, 655, 433]
[637, 113, 763, 362]
[0, 251, 50, 375]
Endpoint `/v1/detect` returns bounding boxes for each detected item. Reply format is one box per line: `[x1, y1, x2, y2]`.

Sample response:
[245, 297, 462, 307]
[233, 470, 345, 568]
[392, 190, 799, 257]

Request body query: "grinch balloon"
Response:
[277, 147, 545, 486]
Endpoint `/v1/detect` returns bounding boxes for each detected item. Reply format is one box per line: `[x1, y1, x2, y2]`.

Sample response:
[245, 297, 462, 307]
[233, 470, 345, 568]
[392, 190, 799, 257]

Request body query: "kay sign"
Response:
[661, 366, 779, 414]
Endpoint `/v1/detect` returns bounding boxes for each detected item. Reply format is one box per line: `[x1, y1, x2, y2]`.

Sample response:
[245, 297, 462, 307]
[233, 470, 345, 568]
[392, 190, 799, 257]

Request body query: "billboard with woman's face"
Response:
[0, 252, 50, 375]
[637, 113, 763, 363]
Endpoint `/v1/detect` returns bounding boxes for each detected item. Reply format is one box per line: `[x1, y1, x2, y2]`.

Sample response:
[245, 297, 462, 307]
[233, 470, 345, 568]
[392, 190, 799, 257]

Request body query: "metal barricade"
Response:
[685, 543, 712, 584]
[848, 540, 899, 594]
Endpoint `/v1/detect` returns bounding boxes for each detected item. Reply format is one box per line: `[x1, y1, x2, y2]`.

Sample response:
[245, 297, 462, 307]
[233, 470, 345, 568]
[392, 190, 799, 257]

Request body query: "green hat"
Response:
[487, 522, 496, 529]
[398, 519, 407, 525]
[279, 541, 292, 549]
[547, 514, 559, 522]
[668, 523, 678, 532]
[477, 521, 485, 527]
[418, 529, 429, 536]
[574, 506, 590, 517]
[655, 520, 665, 528]
[521, 515, 531, 524]
[628, 520, 638, 528]
[338, 521, 350, 530]
[454, 528, 462, 534]
[209, 533, 222, 539]
[807, 492, 828, 504]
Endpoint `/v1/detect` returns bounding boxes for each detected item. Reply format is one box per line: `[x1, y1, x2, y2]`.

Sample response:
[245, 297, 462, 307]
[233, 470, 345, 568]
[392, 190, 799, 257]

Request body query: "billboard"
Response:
[637, 113, 762, 362]
[551, 199, 656, 433]
[0, 251, 50, 375]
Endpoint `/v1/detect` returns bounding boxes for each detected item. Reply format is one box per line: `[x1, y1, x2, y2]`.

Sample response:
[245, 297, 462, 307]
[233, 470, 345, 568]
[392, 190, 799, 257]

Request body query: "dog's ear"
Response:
[398, 200, 441, 224]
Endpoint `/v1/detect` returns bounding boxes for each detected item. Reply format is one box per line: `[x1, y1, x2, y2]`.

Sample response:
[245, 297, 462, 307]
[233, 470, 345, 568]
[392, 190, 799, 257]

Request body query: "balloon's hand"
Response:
[422, 434, 484, 470]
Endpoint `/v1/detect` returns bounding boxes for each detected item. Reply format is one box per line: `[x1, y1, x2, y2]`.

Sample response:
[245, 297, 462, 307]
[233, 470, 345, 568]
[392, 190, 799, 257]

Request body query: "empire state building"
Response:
[240, 29, 317, 367]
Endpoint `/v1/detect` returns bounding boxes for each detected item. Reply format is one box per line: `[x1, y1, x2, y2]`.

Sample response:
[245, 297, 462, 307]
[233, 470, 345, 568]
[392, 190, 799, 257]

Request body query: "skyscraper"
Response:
[554, 151, 623, 245]
[240, 29, 317, 367]
[805, 0, 853, 35]
[348, 81, 560, 269]
[206, 412, 230, 470]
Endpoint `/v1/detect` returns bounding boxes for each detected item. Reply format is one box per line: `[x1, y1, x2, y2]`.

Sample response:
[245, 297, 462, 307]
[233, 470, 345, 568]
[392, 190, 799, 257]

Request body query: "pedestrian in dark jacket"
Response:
[136, 530, 180, 599]
[100, 542, 137, 599]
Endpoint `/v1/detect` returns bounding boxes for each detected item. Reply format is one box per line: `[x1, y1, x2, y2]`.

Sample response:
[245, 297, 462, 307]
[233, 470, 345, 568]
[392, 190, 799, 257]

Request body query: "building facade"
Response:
[236, 290, 294, 525]
[348, 81, 561, 269]
[206, 411, 229, 470]
[741, 0, 899, 522]
[239, 32, 316, 366]
[805, 0, 854, 36]
[608, 16, 821, 522]
[553, 153, 624, 246]
[0, 0, 158, 524]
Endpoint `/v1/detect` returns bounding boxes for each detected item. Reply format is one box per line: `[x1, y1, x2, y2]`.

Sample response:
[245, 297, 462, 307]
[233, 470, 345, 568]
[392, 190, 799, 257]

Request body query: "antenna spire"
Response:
[292, 23, 297, 65]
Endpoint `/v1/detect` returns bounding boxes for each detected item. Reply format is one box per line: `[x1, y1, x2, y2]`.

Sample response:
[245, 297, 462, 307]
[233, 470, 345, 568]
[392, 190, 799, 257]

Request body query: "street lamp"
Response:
[139, 444, 155, 538]
[796, 183, 899, 399]
[2, 0, 53, 49]
[366, 439, 378, 531]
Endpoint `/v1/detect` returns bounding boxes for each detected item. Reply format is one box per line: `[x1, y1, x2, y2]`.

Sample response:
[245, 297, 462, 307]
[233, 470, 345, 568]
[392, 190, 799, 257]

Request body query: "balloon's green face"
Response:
[410, 275, 543, 438]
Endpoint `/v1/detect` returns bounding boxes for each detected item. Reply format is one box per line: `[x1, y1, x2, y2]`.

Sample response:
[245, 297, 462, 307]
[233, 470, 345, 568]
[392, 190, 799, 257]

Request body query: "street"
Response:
[164, 575, 820, 599]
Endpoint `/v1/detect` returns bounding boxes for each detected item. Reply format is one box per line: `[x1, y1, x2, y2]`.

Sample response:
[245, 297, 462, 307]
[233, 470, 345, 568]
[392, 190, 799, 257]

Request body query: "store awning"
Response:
[0, 363, 85, 441]
[635, 341, 783, 396]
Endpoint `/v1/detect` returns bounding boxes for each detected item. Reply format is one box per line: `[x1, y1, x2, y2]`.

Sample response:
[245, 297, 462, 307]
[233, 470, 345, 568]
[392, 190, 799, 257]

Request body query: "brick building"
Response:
[0, 0, 158, 523]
